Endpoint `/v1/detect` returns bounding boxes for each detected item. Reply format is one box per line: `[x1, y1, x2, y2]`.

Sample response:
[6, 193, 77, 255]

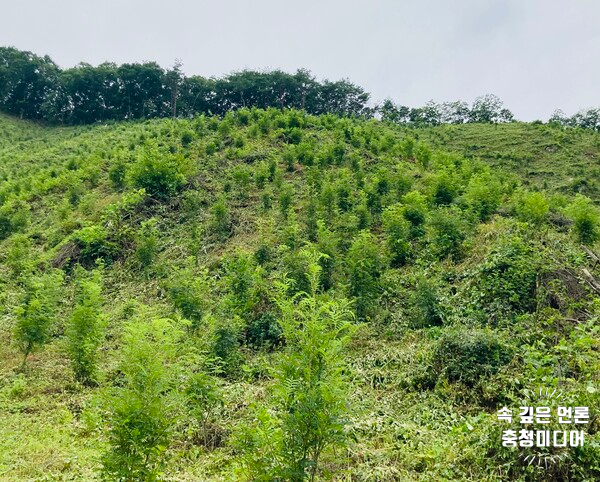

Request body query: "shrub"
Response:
[210, 196, 231, 239]
[168, 264, 210, 332]
[73, 225, 120, 267]
[432, 328, 512, 387]
[231, 164, 252, 200]
[432, 172, 457, 205]
[463, 172, 503, 221]
[410, 275, 444, 328]
[127, 142, 189, 200]
[235, 250, 354, 481]
[181, 130, 194, 147]
[101, 317, 181, 481]
[279, 184, 294, 219]
[13, 270, 64, 368]
[347, 231, 385, 320]
[471, 236, 539, 316]
[135, 218, 160, 270]
[5, 234, 32, 277]
[245, 311, 283, 350]
[185, 372, 223, 448]
[336, 176, 353, 212]
[261, 191, 272, 211]
[402, 190, 428, 238]
[211, 319, 243, 377]
[382, 203, 411, 266]
[512, 189, 550, 226]
[108, 158, 127, 189]
[427, 207, 468, 261]
[66, 268, 104, 384]
[0, 200, 29, 241]
[565, 194, 600, 244]
[296, 141, 315, 166]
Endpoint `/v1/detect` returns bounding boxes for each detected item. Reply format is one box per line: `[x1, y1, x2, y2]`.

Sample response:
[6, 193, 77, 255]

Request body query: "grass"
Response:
[0, 111, 599, 480]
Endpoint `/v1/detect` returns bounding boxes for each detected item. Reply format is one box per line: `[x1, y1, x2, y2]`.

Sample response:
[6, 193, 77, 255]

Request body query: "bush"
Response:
[13, 270, 64, 368]
[427, 207, 468, 261]
[235, 250, 354, 481]
[135, 218, 160, 270]
[0, 200, 29, 241]
[382, 203, 411, 266]
[210, 196, 231, 239]
[432, 172, 457, 205]
[463, 172, 503, 221]
[402, 191, 427, 238]
[101, 317, 181, 481]
[565, 194, 600, 244]
[410, 275, 444, 328]
[211, 320, 243, 377]
[168, 264, 210, 332]
[278, 184, 294, 219]
[185, 372, 223, 448]
[127, 142, 189, 200]
[347, 231, 385, 320]
[73, 225, 120, 267]
[433, 328, 512, 387]
[245, 311, 283, 350]
[471, 236, 539, 316]
[108, 158, 127, 189]
[512, 189, 550, 226]
[66, 268, 104, 384]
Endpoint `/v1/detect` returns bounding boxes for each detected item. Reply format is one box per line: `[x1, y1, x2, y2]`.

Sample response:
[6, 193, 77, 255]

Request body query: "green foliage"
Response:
[5, 233, 33, 276]
[401, 190, 427, 238]
[410, 275, 444, 328]
[13, 270, 64, 367]
[1, 108, 600, 481]
[135, 218, 160, 270]
[432, 171, 457, 205]
[427, 206, 468, 261]
[0, 199, 29, 241]
[432, 327, 512, 387]
[210, 196, 231, 239]
[127, 142, 189, 200]
[512, 189, 550, 225]
[101, 317, 182, 482]
[167, 262, 210, 332]
[347, 231, 385, 320]
[565, 194, 600, 244]
[463, 171, 503, 220]
[108, 158, 128, 189]
[66, 268, 104, 384]
[73, 225, 121, 267]
[471, 236, 539, 317]
[185, 372, 223, 448]
[236, 249, 354, 481]
[382, 203, 411, 266]
[278, 184, 294, 219]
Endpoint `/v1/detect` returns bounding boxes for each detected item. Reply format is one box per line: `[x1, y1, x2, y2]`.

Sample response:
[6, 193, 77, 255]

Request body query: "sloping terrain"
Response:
[0, 111, 599, 481]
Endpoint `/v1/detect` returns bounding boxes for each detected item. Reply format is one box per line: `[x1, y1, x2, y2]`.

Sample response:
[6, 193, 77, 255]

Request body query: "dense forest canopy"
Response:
[2, 46, 599, 129]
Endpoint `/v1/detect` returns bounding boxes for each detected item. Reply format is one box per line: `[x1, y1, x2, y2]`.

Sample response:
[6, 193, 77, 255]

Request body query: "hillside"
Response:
[419, 123, 600, 201]
[0, 110, 599, 481]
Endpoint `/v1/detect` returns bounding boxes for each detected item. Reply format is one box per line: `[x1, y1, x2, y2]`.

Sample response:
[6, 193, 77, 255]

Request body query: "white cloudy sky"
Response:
[2, 0, 599, 120]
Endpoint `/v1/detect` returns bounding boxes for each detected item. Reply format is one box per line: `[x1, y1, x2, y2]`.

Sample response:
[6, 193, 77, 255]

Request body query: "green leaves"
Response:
[66, 268, 104, 385]
[13, 269, 64, 367]
[127, 142, 191, 201]
[237, 249, 354, 481]
[101, 317, 182, 481]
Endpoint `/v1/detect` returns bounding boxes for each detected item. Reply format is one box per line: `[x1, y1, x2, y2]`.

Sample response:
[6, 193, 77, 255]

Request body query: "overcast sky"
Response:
[2, 0, 599, 120]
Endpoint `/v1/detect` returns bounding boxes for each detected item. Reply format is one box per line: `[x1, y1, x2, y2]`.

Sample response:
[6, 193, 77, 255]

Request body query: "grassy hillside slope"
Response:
[0, 111, 599, 481]
[419, 122, 600, 200]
